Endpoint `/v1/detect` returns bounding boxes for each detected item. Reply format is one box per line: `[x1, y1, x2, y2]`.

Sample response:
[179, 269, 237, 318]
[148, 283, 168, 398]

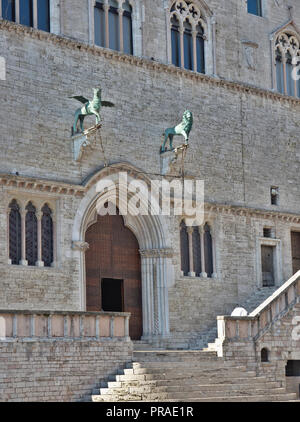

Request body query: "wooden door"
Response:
[261, 245, 275, 287]
[291, 232, 300, 274]
[85, 212, 142, 340]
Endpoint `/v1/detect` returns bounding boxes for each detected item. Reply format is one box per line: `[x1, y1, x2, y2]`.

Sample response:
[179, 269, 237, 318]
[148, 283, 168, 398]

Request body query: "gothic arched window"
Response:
[180, 221, 215, 278]
[41, 204, 54, 267]
[170, 0, 206, 73]
[9, 199, 21, 265]
[1, 0, 50, 32]
[275, 32, 300, 98]
[94, 0, 133, 55]
[25, 202, 38, 266]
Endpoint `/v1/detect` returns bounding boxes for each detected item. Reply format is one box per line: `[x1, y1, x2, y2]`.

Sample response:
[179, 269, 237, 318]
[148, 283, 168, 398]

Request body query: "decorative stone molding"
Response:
[0, 174, 85, 197]
[1, 19, 300, 105]
[72, 241, 90, 252]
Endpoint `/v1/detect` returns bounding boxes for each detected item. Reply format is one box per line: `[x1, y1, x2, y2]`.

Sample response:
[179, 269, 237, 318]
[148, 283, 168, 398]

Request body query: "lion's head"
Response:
[182, 110, 193, 134]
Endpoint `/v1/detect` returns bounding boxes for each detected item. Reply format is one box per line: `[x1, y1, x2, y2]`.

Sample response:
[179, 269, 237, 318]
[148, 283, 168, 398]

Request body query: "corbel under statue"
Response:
[160, 110, 193, 176]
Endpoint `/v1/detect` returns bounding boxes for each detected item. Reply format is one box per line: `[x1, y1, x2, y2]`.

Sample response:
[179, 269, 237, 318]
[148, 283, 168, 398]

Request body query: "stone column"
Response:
[88, 0, 95, 44]
[139, 248, 172, 340]
[20, 207, 28, 266]
[15, 0, 20, 24]
[179, 26, 184, 68]
[187, 226, 195, 277]
[72, 241, 90, 310]
[211, 17, 217, 76]
[192, 29, 197, 72]
[210, 226, 218, 278]
[7, 209, 11, 265]
[199, 226, 207, 278]
[36, 211, 44, 267]
[283, 56, 287, 95]
[51, 212, 57, 267]
[33, 0, 38, 28]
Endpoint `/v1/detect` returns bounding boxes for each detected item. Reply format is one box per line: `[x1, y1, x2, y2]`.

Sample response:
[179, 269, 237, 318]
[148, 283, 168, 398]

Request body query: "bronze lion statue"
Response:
[160, 110, 193, 153]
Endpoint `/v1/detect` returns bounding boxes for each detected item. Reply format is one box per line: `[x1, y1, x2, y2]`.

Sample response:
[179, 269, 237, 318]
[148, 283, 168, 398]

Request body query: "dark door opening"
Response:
[291, 232, 300, 274]
[101, 278, 124, 312]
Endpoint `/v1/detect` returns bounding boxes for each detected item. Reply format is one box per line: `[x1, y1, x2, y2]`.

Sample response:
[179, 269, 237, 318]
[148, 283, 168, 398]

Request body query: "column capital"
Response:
[72, 241, 89, 252]
[187, 226, 194, 235]
[139, 248, 173, 258]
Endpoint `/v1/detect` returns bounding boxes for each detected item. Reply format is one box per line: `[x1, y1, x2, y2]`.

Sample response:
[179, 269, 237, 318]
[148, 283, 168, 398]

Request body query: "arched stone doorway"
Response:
[85, 211, 143, 340]
[72, 163, 174, 342]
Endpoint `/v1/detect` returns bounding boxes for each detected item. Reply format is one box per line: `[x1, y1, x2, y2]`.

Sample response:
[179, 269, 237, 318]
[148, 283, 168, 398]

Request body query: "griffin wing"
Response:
[70, 96, 89, 104]
[101, 101, 115, 107]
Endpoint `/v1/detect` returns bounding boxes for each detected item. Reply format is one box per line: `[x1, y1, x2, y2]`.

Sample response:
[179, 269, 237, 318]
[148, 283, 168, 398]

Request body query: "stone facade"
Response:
[0, 0, 300, 347]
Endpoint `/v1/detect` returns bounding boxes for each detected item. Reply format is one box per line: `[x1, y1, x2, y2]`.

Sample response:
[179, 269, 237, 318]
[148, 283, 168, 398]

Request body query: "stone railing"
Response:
[0, 310, 131, 340]
[217, 271, 300, 347]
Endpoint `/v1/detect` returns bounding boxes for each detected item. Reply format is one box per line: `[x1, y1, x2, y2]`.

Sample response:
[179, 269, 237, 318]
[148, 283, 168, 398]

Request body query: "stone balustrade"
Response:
[217, 271, 300, 343]
[0, 310, 131, 340]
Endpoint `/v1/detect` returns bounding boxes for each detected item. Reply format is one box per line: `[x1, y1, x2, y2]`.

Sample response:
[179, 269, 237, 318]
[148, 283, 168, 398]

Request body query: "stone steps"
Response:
[93, 391, 297, 402]
[161, 393, 298, 402]
[132, 350, 218, 362]
[98, 382, 282, 396]
[103, 376, 278, 389]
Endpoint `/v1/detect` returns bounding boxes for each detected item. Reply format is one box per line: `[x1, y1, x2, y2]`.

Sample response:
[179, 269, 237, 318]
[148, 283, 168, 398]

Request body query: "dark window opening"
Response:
[41, 204, 53, 267]
[101, 278, 124, 312]
[2, 0, 15, 21]
[25, 202, 38, 266]
[171, 15, 180, 67]
[271, 187, 279, 205]
[204, 223, 213, 278]
[95, 2, 105, 47]
[192, 227, 201, 277]
[261, 348, 269, 362]
[261, 245, 275, 287]
[248, 0, 262, 17]
[263, 228, 273, 238]
[196, 24, 205, 74]
[180, 220, 189, 276]
[37, 0, 50, 32]
[20, 0, 33, 27]
[286, 360, 300, 376]
[183, 20, 193, 71]
[9, 199, 21, 265]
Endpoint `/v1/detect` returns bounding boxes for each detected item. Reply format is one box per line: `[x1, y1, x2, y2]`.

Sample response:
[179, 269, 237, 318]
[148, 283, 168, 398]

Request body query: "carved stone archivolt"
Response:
[275, 31, 300, 63]
[170, 0, 206, 31]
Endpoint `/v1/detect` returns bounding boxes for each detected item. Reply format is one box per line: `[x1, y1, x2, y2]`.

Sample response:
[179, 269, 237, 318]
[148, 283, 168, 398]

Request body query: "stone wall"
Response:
[0, 338, 132, 402]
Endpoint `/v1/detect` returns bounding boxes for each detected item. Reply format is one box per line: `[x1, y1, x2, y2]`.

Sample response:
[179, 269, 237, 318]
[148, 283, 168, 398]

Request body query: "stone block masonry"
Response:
[0, 338, 133, 402]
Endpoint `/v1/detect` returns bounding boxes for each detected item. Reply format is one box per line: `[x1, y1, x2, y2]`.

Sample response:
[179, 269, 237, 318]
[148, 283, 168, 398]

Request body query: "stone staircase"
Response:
[91, 349, 297, 402]
[147, 286, 279, 351]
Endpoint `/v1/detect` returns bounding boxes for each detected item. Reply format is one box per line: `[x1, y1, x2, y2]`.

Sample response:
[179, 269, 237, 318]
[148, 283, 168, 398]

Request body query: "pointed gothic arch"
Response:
[72, 163, 174, 340]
